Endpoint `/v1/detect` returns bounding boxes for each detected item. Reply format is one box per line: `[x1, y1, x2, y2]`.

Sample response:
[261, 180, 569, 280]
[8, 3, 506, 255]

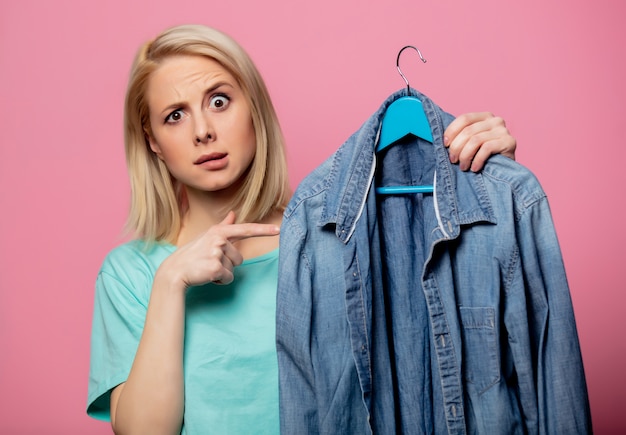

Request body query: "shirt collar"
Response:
[319, 89, 496, 243]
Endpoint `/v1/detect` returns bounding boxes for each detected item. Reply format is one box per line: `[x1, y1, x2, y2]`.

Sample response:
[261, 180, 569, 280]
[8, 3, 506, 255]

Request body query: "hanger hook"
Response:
[396, 45, 427, 94]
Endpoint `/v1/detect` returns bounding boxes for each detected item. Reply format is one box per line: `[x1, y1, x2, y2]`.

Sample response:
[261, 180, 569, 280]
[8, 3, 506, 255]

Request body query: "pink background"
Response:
[1, 0, 624, 433]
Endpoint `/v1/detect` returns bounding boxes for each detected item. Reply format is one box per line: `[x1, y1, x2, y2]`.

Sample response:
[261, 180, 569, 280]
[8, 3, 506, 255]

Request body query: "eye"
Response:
[165, 109, 185, 124]
[209, 94, 230, 111]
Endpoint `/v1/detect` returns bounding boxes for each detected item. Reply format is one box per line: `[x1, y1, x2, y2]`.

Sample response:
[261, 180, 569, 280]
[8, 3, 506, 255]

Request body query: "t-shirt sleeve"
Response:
[86, 249, 150, 421]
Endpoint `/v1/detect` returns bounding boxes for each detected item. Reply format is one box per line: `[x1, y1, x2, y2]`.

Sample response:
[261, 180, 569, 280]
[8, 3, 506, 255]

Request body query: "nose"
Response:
[194, 115, 213, 144]
[195, 132, 211, 144]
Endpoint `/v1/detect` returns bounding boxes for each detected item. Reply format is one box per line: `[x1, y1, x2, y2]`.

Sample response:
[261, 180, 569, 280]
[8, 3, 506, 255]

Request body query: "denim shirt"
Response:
[276, 89, 591, 434]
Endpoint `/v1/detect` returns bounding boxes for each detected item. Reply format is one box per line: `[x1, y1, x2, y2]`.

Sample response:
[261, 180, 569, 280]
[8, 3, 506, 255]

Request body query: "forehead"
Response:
[146, 55, 238, 105]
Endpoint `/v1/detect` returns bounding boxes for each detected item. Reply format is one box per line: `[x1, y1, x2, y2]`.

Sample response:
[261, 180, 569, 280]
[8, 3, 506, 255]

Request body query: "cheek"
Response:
[229, 114, 257, 155]
[245, 127, 258, 159]
[244, 117, 257, 147]
[248, 127, 257, 149]
[150, 127, 187, 159]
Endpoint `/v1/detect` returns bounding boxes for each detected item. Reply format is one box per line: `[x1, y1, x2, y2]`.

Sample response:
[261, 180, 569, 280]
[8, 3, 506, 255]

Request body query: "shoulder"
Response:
[101, 239, 163, 271]
[97, 240, 174, 296]
[286, 157, 334, 215]
[285, 138, 361, 223]
[478, 155, 547, 208]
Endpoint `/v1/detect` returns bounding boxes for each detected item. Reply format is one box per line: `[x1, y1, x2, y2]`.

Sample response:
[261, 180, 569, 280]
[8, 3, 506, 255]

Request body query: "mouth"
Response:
[194, 153, 227, 164]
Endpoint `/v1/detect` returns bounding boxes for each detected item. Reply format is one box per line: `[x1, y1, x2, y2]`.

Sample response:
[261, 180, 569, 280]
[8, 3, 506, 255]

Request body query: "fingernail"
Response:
[443, 136, 450, 146]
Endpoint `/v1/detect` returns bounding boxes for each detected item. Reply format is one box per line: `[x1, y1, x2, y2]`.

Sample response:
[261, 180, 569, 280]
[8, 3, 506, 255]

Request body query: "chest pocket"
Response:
[459, 306, 500, 394]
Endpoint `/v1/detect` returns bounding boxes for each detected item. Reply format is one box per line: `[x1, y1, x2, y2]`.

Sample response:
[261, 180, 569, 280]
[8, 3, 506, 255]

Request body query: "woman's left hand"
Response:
[444, 112, 516, 172]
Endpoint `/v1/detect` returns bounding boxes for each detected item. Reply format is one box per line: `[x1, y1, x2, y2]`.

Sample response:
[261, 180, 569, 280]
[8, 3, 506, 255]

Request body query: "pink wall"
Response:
[1, 0, 624, 433]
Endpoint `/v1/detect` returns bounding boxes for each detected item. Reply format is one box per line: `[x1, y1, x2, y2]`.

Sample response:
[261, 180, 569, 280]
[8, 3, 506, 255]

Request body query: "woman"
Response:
[87, 24, 517, 434]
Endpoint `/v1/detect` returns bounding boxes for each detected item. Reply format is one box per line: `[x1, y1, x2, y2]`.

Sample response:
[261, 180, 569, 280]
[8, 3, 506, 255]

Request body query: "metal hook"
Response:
[396, 45, 427, 94]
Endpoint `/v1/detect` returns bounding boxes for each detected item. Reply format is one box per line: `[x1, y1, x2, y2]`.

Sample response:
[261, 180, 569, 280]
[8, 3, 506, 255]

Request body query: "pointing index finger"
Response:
[219, 222, 281, 242]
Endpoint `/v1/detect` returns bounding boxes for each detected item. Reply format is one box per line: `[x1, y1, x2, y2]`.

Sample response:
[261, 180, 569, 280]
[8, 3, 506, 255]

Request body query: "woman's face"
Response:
[145, 54, 256, 196]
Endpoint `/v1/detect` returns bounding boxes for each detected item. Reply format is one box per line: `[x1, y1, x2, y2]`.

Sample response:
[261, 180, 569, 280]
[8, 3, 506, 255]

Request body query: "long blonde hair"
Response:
[124, 24, 290, 242]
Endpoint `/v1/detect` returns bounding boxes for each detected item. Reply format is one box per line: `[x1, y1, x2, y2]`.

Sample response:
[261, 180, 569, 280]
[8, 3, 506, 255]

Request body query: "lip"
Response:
[194, 152, 227, 165]
[194, 152, 229, 171]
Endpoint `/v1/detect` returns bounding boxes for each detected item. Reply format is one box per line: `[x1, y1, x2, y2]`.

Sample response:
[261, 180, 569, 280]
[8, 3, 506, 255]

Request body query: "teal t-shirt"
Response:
[87, 240, 279, 434]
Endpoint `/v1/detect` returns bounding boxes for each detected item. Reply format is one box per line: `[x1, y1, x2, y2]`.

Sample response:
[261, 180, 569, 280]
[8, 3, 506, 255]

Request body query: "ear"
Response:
[145, 130, 164, 160]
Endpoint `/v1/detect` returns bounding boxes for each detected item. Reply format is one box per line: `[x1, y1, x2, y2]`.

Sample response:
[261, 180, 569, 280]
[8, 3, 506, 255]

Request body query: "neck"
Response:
[176, 186, 237, 246]
[175, 185, 283, 259]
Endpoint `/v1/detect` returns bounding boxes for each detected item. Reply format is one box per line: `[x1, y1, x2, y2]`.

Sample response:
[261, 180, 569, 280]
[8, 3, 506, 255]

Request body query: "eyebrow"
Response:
[159, 81, 234, 116]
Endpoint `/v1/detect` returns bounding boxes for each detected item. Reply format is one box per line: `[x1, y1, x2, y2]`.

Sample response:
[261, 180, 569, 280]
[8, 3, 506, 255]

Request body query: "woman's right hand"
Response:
[110, 211, 279, 434]
[159, 210, 281, 288]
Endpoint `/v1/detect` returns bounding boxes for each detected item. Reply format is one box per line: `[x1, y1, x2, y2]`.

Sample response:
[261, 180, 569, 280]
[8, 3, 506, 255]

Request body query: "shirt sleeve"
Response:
[275, 215, 320, 433]
[510, 196, 592, 433]
[86, 249, 150, 421]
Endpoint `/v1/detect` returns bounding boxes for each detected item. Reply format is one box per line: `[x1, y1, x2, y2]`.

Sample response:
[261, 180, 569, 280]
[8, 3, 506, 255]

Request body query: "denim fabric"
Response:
[276, 89, 592, 434]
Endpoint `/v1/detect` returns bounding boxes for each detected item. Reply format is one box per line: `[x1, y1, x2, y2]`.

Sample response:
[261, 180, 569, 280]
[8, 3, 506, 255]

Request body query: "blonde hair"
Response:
[124, 24, 290, 242]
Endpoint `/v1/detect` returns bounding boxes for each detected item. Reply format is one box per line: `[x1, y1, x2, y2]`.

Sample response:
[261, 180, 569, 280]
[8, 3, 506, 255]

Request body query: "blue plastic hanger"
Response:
[376, 46, 434, 195]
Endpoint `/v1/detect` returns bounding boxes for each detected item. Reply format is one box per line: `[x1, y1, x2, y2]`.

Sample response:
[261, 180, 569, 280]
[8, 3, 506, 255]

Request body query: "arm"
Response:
[110, 212, 280, 434]
[445, 112, 517, 172]
[109, 267, 186, 435]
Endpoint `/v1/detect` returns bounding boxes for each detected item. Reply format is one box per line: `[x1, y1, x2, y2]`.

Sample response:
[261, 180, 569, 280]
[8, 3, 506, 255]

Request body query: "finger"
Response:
[456, 132, 486, 171]
[461, 131, 517, 172]
[468, 144, 492, 173]
[206, 244, 228, 275]
[444, 112, 493, 148]
[216, 256, 235, 285]
[214, 270, 234, 285]
[448, 122, 488, 164]
[213, 210, 280, 242]
[499, 135, 517, 161]
[448, 116, 504, 165]
[221, 241, 244, 267]
[203, 244, 235, 285]
[219, 210, 237, 226]
[457, 125, 506, 170]
[218, 222, 281, 243]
